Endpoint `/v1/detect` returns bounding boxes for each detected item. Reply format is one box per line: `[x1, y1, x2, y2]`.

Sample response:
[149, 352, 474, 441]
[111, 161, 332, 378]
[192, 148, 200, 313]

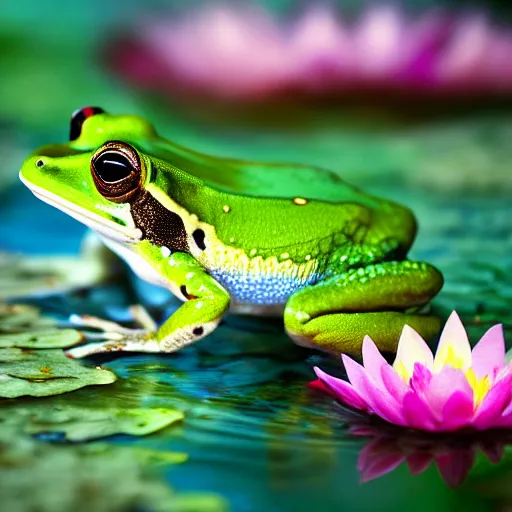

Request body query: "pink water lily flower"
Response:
[313, 312, 512, 432]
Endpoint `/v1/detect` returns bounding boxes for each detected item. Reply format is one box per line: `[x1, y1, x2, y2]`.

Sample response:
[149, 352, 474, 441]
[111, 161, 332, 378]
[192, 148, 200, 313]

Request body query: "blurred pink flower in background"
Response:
[107, 3, 512, 102]
[312, 312, 512, 433]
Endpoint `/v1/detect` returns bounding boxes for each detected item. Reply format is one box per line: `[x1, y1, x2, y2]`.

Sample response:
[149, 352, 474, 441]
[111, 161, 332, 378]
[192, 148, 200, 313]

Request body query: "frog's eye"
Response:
[91, 141, 142, 202]
[70, 106, 105, 141]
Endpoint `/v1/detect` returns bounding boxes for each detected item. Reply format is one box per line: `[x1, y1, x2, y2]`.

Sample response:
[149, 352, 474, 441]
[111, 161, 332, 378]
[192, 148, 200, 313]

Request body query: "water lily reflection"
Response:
[349, 420, 509, 488]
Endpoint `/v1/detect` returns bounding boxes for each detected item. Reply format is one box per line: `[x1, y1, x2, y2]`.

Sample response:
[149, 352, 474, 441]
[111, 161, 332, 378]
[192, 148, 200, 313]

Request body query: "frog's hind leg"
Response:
[284, 261, 443, 356]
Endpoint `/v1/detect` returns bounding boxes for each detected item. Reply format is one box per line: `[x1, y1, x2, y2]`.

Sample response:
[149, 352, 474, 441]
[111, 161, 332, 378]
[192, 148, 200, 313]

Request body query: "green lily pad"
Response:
[0, 348, 116, 398]
[0, 238, 122, 301]
[0, 303, 54, 332]
[21, 405, 185, 441]
[0, 329, 82, 348]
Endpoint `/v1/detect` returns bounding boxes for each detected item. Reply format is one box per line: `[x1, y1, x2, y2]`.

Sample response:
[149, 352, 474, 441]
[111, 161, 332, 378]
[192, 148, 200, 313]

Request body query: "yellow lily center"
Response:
[466, 369, 491, 407]
[394, 360, 411, 383]
[434, 344, 467, 372]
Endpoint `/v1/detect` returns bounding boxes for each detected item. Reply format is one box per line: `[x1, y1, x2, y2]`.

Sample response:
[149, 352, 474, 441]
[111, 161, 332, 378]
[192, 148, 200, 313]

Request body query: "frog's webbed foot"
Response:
[65, 305, 161, 358]
[284, 260, 443, 356]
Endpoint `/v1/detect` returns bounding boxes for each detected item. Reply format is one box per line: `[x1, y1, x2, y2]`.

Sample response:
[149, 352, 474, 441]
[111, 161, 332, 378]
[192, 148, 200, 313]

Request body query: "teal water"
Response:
[2, 138, 512, 511]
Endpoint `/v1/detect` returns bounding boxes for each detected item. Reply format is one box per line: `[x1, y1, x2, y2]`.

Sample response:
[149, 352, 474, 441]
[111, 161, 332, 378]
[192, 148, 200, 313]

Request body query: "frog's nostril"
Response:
[70, 106, 105, 141]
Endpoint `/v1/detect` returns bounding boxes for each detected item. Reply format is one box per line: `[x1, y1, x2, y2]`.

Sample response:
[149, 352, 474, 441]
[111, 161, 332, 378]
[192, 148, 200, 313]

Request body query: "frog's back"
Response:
[150, 138, 375, 204]
[148, 137, 416, 260]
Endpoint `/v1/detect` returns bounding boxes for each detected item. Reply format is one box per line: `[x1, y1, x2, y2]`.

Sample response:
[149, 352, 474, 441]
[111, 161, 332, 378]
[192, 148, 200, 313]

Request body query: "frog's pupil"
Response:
[94, 152, 132, 183]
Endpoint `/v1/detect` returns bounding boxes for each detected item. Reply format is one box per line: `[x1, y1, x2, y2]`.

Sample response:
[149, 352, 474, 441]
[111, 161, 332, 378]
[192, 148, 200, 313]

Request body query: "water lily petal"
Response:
[495, 395, 512, 427]
[435, 450, 475, 488]
[423, 366, 473, 420]
[307, 378, 332, 395]
[362, 335, 388, 388]
[343, 356, 404, 424]
[314, 367, 368, 411]
[393, 324, 434, 378]
[381, 364, 409, 402]
[441, 390, 475, 431]
[410, 363, 433, 394]
[402, 391, 438, 430]
[406, 453, 433, 475]
[342, 354, 371, 401]
[471, 324, 505, 378]
[357, 439, 406, 483]
[433, 311, 471, 371]
[472, 372, 512, 429]
[361, 378, 406, 425]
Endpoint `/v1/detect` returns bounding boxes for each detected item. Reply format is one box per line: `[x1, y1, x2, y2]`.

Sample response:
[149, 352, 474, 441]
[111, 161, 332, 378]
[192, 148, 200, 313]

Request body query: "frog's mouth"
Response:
[20, 173, 142, 243]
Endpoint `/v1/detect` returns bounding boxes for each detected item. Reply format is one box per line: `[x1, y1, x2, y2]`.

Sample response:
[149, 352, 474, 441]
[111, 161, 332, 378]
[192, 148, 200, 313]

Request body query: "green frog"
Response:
[19, 107, 443, 358]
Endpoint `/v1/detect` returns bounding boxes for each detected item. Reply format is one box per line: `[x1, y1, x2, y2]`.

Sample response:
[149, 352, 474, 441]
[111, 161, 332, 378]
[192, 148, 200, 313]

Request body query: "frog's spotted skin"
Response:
[19, 107, 443, 357]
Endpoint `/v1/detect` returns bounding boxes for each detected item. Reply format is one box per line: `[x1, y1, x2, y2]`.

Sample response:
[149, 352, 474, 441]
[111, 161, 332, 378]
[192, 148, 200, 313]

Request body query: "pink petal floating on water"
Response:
[343, 355, 404, 425]
[313, 367, 368, 411]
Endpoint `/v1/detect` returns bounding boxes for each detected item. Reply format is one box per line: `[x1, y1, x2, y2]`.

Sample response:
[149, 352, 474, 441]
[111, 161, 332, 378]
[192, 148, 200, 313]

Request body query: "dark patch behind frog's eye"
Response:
[93, 151, 133, 183]
[70, 106, 105, 141]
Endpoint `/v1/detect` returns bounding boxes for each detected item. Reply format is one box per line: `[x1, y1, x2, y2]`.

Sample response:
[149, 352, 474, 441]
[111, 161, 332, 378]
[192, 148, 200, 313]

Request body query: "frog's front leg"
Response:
[284, 261, 443, 355]
[66, 253, 230, 358]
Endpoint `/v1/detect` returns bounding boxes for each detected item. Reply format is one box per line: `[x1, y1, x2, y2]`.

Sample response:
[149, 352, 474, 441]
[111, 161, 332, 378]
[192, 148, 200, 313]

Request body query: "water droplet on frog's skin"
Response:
[223, 205, 231, 213]
[161, 246, 171, 258]
[280, 253, 290, 260]
[293, 197, 308, 206]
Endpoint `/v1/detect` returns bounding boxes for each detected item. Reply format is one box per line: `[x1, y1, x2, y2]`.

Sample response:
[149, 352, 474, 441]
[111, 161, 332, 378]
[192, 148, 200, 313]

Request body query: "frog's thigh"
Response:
[284, 261, 443, 355]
